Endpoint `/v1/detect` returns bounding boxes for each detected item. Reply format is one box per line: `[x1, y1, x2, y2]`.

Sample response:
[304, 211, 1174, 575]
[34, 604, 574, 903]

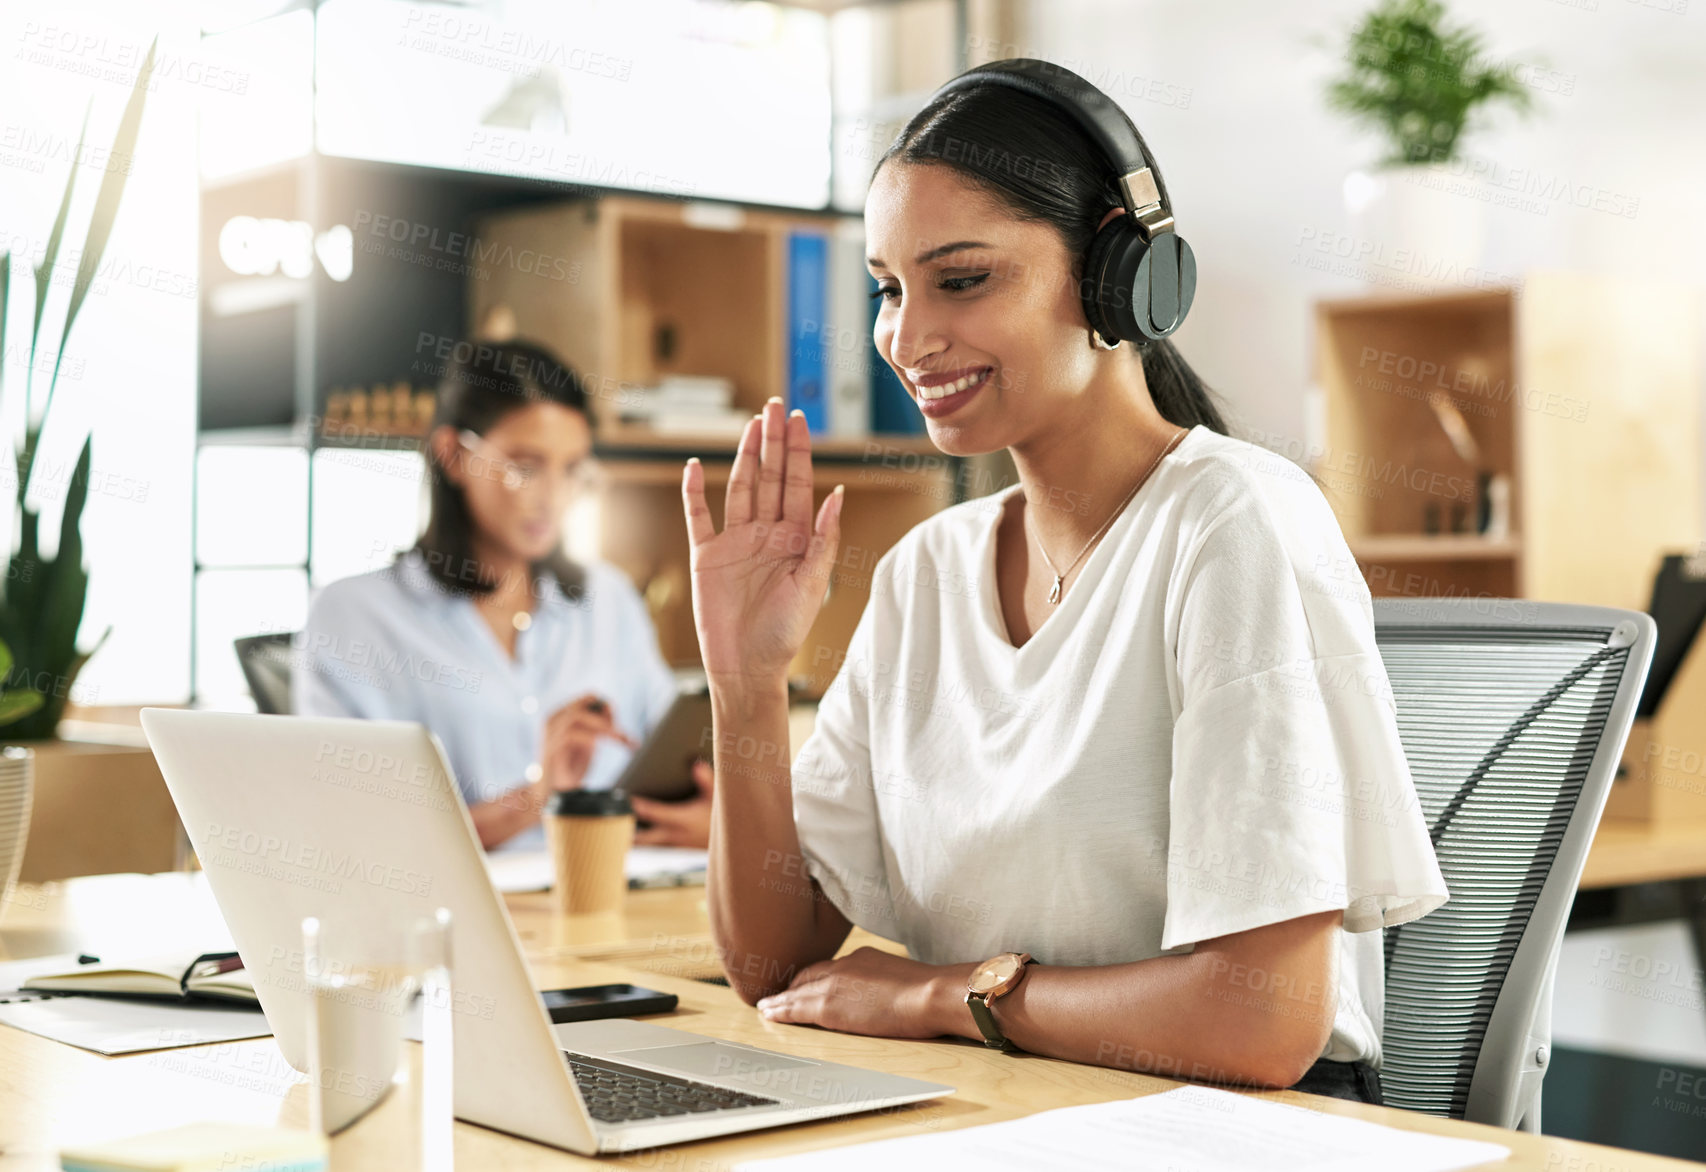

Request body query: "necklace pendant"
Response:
[1047, 574, 1063, 605]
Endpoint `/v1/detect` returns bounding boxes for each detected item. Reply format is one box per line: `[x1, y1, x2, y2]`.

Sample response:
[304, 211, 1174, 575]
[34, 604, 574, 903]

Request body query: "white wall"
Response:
[1010, 0, 1706, 482]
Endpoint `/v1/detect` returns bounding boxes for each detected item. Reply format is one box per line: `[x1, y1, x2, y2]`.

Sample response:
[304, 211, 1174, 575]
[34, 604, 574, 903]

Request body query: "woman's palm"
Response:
[681, 402, 843, 685]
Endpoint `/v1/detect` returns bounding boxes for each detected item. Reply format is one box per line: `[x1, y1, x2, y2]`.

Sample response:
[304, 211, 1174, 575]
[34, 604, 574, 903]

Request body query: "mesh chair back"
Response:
[1373, 600, 1651, 1128]
[234, 633, 297, 715]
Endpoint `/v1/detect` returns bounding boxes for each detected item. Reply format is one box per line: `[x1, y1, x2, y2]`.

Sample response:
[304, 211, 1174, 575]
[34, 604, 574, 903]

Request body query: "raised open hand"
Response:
[681, 398, 844, 689]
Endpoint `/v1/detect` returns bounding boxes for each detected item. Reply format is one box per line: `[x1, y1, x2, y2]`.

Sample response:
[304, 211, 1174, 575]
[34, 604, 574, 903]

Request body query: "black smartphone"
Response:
[539, 983, 678, 1023]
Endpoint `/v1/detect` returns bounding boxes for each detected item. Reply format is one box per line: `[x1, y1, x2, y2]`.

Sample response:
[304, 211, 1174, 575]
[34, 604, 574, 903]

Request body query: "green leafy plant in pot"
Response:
[0, 42, 155, 740]
[1326, 0, 1533, 168]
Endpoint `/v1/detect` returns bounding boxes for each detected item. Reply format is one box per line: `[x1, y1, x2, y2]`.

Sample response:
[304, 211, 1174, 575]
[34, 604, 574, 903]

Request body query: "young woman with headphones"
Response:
[681, 60, 1447, 1104]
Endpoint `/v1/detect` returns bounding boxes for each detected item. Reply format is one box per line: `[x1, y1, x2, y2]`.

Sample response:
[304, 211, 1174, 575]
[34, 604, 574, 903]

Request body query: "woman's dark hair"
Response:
[874, 75, 1230, 436]
[411, 337, 591, 602]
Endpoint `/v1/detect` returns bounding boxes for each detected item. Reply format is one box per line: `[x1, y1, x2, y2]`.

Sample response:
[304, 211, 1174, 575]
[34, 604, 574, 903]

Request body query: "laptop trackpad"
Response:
[610, 1041, 820, 1081]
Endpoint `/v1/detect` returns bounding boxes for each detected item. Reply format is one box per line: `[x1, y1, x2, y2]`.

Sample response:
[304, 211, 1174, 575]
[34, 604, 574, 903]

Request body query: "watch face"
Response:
[969, 953, 1024, 995]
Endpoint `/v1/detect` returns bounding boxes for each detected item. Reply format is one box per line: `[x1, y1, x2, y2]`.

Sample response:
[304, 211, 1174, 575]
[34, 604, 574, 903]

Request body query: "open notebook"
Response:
[21, 952, 257, 1006]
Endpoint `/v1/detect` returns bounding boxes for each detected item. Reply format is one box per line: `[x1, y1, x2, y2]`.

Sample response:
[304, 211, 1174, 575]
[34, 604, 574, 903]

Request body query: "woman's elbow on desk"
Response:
[710, 885, 855, 1006]
[713, 932, 827, 1006]
[1176, 910, 1343, 1090]
[1199, 1010, 1335, 1092]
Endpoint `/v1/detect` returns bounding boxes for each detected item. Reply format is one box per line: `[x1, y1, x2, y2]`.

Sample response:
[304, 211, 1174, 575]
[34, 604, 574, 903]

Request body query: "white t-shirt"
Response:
[791, 424, 1448, 1067]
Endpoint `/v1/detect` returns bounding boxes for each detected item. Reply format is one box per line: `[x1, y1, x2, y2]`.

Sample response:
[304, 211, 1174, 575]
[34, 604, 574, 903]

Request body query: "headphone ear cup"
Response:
[1130, 233, 1197, 341]
[1081, 219, 1143, 346]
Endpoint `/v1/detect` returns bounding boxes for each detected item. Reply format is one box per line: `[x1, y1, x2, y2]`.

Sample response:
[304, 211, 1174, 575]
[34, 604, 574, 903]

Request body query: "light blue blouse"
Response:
[292, 550, 680, 852]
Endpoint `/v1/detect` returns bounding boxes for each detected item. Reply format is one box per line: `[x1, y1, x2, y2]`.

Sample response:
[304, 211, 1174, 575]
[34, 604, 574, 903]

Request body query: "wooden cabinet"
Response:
[1314, 274, 1701, 610]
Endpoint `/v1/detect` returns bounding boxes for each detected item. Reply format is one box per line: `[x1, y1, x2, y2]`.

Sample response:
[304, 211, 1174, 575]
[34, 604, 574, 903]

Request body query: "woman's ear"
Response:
[1096, 206, 1126, 233]
[428, 424, 465, 487]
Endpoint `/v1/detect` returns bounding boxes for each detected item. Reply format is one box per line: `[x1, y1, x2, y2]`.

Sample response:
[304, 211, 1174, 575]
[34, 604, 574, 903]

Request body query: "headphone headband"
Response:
[928, 58, 1173, 229]
[924, 58, 1195, 342]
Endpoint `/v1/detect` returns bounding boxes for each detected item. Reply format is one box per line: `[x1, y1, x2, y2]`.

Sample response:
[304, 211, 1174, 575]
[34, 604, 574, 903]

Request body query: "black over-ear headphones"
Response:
[927, 58, 1197, 345]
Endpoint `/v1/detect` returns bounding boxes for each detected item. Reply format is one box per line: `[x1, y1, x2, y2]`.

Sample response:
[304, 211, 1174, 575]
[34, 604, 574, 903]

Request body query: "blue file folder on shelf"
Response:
[786, 231, 830, 433]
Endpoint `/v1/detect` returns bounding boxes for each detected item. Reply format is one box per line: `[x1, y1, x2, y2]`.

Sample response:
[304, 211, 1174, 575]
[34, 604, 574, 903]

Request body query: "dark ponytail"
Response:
[873, 70, 1229, 436]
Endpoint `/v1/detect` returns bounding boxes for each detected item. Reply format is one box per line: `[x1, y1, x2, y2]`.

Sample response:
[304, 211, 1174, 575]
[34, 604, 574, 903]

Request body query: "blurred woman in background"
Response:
[296, 339, 712, 851]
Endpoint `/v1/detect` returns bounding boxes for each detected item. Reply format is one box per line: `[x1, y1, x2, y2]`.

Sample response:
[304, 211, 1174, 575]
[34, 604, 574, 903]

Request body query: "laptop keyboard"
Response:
[566, 1053, 783, 1125]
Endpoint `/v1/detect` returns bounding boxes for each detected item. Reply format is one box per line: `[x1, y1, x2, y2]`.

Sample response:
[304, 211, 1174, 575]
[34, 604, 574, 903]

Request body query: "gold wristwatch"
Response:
[965, 951, 1034, 1052]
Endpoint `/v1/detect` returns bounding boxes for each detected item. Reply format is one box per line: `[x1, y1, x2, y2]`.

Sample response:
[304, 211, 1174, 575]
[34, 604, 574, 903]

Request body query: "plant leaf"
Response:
[0, 636, 11, 680]
[37, 435, 92, 686]
[27, 39, 155, 503]
[58, 39, 156, 379]
[0, 552, 36, 682]
[0, 689, 44, 728]
[16, 505, 39, 579]
[30, 106, 88, 373]
[57, 433, 92, 578]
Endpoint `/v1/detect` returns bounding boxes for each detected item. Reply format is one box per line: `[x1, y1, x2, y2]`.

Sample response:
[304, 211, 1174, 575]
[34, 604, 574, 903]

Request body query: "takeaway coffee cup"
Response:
[545, 790, 634, 914]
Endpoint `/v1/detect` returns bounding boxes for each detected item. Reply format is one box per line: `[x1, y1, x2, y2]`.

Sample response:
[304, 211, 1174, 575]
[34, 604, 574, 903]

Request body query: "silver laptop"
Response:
[140, 709, 952, 1156]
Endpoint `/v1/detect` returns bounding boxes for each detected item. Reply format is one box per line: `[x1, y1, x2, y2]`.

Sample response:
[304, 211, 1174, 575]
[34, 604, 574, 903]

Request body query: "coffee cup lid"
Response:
[548, 789, 633, 818]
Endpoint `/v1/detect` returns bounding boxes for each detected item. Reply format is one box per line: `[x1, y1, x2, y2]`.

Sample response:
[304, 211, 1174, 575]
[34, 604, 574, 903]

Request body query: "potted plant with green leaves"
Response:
[0, 638, 44, 921]
[1324, 0, 1536, 284]
[0, 42, 155, 741]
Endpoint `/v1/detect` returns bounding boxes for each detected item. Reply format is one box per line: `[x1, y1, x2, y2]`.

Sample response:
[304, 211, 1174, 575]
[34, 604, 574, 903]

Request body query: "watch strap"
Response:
[966, 991, 1015, 1052]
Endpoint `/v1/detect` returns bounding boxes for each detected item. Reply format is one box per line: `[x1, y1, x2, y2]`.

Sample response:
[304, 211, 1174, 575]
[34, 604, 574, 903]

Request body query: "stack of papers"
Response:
[733, 1086, 1510, 1172]
[619, 375, 749, 434]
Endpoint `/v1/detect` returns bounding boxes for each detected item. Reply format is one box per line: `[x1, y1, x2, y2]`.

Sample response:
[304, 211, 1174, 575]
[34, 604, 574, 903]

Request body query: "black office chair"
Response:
[233, 632, 297, 715]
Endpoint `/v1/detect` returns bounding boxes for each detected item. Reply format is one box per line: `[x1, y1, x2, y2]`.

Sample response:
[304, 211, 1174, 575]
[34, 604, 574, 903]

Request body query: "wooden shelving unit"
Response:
[1347, 534, 1522, 563]
[459, 193, 949, 694]
[590, 427, 942, 460]
[467, 194, 915, 441]
[1314, 275, 1701, 610]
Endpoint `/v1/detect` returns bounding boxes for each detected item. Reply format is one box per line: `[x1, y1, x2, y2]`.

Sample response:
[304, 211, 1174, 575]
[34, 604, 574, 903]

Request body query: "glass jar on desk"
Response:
[301, 908, 454, 1171]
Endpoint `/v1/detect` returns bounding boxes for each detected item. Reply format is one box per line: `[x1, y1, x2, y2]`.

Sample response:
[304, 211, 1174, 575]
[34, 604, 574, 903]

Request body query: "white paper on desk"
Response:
[484, 847, 708, 894]
[734, 1086, 1511, 1172]
[0, 994, 270, 1055]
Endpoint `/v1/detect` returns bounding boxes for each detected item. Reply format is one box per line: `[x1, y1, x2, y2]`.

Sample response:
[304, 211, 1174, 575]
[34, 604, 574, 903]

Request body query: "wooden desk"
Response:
[1, 876, 1697, 1171]
[1581, 817, 1706, 890]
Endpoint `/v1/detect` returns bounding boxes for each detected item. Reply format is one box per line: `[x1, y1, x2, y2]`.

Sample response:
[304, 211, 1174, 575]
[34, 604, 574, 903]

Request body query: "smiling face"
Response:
[865, 161, 1108, 457]
[431, 401, 593, 566]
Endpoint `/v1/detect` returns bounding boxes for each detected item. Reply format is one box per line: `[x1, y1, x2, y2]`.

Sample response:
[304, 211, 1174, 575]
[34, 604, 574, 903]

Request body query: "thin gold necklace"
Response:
[1026, 427, 1187, 605]
[482, 570, 535, 630]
